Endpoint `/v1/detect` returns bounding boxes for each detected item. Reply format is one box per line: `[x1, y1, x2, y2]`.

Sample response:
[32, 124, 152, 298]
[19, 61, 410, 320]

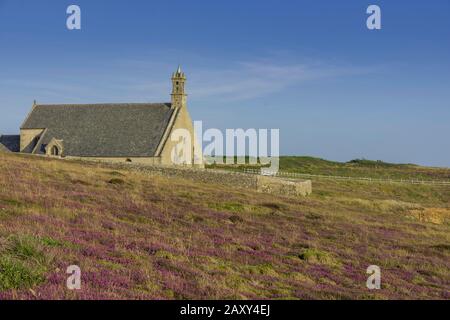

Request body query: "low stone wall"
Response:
[125, 164, 258, 190]
[102, 162, 312, 197]
[256, 175, 312, 197]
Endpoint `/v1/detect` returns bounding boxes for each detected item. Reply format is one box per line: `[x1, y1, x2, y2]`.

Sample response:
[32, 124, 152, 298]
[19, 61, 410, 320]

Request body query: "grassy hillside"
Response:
[207, 156, 450, 181]
[0, 153, 449, 299]
[208, 156, 450, 181]
[280, 157, 450, 180]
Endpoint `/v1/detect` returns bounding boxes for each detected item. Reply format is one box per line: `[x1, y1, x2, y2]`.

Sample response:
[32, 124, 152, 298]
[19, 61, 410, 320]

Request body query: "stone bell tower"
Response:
[171, 66, 187, 109]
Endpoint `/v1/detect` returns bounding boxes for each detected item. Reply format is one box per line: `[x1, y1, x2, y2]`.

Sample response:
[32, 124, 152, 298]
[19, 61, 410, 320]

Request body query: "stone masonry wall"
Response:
[256, 175, 312, 197]
[95, 161, 312, 197]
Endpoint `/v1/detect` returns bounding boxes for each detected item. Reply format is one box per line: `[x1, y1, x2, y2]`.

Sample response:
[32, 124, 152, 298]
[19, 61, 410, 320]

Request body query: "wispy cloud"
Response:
[0, 55, 378, 104]
[111, 58, 378, 102]
[187, 60, 377, 101]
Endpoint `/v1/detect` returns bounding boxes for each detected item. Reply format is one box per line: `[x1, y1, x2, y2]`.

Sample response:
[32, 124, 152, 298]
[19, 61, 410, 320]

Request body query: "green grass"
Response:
[0, 235, 50, 291]
[206, 156, 450, 181]
[297, 248, 340, 267]
[209, 202, 246, 213]
[7, 236, 46, 262]
[0, 257, 45, 291]
[40, 236, 65, 248]
[280, 157, 450, 180]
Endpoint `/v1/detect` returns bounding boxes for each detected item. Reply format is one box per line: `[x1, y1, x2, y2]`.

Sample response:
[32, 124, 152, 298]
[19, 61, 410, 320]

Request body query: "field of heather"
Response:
[0, 152, 449, 299]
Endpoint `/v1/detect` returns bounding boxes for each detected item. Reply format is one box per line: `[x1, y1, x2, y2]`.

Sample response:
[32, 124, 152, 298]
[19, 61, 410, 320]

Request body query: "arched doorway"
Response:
[51, 145, 60, 156]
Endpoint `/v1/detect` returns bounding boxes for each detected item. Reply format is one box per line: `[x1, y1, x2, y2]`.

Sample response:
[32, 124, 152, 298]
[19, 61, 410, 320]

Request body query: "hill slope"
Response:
[280, 157, 450, 180]
[207, 156, 450, 181]
[0, 153, 449, 299]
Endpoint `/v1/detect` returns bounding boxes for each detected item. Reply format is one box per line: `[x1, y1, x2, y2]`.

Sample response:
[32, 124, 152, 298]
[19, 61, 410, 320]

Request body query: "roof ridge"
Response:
[35, 102, 172, 107]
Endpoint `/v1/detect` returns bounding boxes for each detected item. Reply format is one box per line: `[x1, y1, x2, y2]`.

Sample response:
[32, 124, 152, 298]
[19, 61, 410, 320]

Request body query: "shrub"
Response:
[108, 178, 125, 185]
[107, 171, 125, 176]
[229, 215, 244, 223]
[210, 202, 245, 213]
[71, 179, 91, 186]
[298, 248, 339, 267]
[261, 202, 286, 211]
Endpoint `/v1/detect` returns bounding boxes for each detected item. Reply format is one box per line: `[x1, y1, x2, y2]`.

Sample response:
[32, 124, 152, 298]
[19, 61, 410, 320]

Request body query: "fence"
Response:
[238, 168, 450, 186]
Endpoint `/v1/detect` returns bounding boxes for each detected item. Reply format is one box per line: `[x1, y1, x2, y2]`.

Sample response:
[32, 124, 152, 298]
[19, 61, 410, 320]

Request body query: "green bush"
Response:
[0, 256, 45, 291]
[7, 235, 46, 263]
[298, 248, 339, 267]
[0, 235, 49, 290]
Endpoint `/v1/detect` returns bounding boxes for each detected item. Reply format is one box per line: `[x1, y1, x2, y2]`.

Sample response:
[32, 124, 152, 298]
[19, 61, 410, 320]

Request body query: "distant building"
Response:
[2, 67, 202, 166]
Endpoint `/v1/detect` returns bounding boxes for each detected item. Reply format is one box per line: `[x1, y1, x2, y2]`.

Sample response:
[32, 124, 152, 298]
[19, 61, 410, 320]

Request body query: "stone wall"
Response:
[66, 156, 162, 165]
[256, 175, 312, 197]
[98, 161, 312, 197]
[127, 164, 258, 190]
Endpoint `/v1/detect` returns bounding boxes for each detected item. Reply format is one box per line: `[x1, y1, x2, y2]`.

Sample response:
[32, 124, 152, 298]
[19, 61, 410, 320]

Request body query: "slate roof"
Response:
[0, 135, 20, 152]
[21, 103, 174, 157]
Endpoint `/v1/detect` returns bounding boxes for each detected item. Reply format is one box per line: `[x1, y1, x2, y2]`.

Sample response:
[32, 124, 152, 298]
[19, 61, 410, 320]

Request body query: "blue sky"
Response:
[0, 0, 449, 167]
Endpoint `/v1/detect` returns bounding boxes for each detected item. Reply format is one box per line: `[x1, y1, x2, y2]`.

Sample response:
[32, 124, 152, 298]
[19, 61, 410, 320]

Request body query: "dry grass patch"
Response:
[408, 208, 450, 225]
